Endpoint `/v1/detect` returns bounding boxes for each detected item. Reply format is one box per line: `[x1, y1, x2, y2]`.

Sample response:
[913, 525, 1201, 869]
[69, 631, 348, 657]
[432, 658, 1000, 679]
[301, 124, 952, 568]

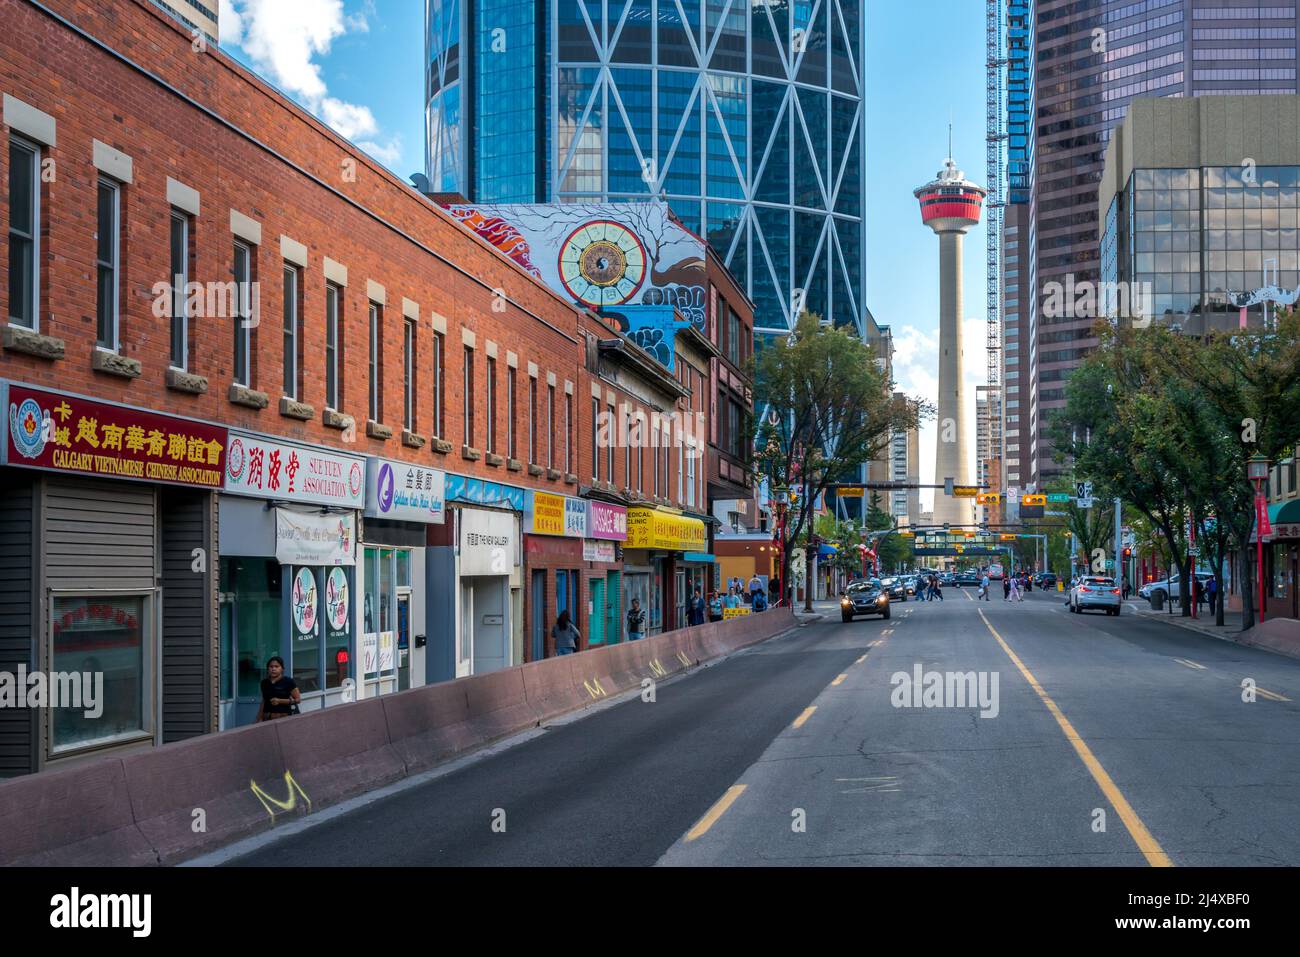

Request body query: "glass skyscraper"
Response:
[425, 0, 867, 336]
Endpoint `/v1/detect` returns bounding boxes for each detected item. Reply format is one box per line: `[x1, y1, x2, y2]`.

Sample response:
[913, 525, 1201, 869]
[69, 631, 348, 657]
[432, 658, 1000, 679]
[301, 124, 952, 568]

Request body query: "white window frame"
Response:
[232, 239, 253, 386]
[507, 369, 516, 459]
[547, 384, 555, 469]
[403, 318, 416, 432]
[591, 396, 600, 482]
[282, 264, 299, 398]
[170, 210, 190, 371]
[486, 356, 497, 453]
[368, 302, 381, 422]
[8, 136, 40, 330]
[463, 346, 475, 446]
[325, 281, 341, 409]
[432, 332, 444, 438]
[96, 177, 121, 351]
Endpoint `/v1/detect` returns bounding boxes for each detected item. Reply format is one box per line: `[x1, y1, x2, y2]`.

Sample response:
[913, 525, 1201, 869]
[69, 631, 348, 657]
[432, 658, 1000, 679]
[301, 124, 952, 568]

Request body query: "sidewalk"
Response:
[1128, 599, 1244, 639]
[792, 598, 839, 624]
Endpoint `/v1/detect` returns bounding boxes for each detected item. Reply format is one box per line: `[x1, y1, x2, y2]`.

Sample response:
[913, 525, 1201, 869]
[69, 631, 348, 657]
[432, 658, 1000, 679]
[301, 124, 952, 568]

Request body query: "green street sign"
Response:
[1046, 493, 1072, 503]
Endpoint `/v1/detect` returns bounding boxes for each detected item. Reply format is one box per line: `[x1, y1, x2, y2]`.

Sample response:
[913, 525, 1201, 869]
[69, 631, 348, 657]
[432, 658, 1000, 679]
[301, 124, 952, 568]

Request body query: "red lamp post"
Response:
[1247, 453, 1271, 624]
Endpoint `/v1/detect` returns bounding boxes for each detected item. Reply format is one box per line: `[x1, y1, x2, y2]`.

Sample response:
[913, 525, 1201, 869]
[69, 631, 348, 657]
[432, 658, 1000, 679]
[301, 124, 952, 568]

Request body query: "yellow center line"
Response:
[792, 705, 817, 729]
[1173, 657, 1207, 671]
[1258, 687, 1292, 702]
[684, 784, 747, 842]
[831, 673, 848, 686]
[855, 653, 868, 664]
[977, 609, 1173, 868]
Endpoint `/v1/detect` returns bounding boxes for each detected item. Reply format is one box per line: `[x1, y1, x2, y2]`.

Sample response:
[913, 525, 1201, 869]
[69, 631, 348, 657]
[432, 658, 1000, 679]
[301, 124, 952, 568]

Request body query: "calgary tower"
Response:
[914, 153, 986, 529]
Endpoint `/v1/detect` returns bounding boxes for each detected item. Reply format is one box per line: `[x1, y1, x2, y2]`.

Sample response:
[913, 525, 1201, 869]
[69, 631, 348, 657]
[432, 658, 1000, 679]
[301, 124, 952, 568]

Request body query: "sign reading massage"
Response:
[225, 430, 365, 508]
[4, 383, 227, 488]
[626, 507, 706, 552]
[444, 202, 708, 332]
[366, 457, 445, 524]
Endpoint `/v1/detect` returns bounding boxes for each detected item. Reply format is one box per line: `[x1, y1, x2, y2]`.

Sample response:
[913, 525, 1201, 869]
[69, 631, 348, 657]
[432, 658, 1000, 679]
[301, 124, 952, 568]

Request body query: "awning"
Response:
[626, 507, 707, 551]
[1268, 499, 1300, 524]
[682, 552, 715, 564]
[817, 544, 838, 557]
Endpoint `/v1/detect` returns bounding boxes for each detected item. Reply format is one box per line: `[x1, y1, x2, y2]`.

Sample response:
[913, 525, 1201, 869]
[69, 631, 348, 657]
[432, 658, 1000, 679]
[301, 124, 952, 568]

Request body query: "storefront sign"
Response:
[530, 492, 567, 536]
[723, 606, 751, 619]
[459, 508, 517, 576]
[226, 430, 365, 508]
[3, 382, 227, 487]
[366, 457, 445, 523]
[275, 508, 357, 566]
[565, 497, 588, 537]
[626, 507, 706, 551]
[444, 473, 526, 511]
[588, 500, 628, 540]
[583, 540, 616, 563]
[291, 567, 319, 636]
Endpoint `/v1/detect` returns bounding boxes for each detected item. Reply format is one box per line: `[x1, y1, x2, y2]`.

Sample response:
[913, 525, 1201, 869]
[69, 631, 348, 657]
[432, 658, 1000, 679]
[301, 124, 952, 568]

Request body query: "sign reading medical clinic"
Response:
[365, 457, 445, 523]
[225, 429, 365, 507]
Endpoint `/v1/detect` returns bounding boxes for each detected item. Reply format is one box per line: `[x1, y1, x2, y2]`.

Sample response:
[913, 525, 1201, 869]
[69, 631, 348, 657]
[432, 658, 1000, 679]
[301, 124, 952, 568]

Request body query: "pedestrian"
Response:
[688, 587, 706, 626]
[1002, 575, 1011, 601]
[626, 598, 646, 641]
[257, 656, 301, 722]
[552, 609, 581, 655]
[932, 575, 944, 602]
[709, 591, 723, 621]
[980, 573, 991, 601]
[1009, 574, 1022, 602]
[1207, 575, 1218, 615]
[753, 588, 768, 612]
[1122, 577, 1131, 600]
[724, 587, 740, 610]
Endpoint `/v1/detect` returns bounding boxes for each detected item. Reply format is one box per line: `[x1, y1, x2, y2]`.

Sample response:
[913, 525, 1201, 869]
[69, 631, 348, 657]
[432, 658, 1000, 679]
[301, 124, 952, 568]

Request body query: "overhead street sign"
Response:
[952, 485, 980, 497]
[1046, 493, 1072, 503]
[838, 487, 864, 498]
[1078, 497, 1095, 509]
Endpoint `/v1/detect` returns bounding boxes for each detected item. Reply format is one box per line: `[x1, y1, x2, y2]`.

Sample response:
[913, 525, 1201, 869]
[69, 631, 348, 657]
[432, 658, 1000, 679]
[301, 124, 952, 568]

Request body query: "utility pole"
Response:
[1114, 497, 1123, 592]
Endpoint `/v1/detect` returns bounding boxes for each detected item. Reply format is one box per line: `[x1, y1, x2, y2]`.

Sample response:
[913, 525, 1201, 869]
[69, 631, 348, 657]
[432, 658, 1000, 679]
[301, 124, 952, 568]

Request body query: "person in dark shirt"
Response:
[257, 656, 301, 721]
[688, 588, 707, 626]
[627, 598, 646, 640]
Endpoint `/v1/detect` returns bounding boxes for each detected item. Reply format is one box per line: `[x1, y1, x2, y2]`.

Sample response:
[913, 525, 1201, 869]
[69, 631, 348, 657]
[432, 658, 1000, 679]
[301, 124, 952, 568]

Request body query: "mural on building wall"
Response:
[599, 304, 689, 371]
[444, 202, 708, 332]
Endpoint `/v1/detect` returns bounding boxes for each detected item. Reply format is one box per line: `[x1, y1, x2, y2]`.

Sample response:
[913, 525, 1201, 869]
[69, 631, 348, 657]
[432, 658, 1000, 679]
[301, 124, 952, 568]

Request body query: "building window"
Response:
[637, 431, 644, 493]
[463, 346, 475, 446]
[507, 368, 517, 459]
[607, 403, 615, 483]
[368, 302, 382, 423]
[687, 440, 696, 508]
[486, 356, 497, 453]
[282, 265, 300, 398]
[403, 318, 416, 432]
[591, 396, 600, 482]
[528, 377, 537, 464]
[565, 392, 572, 475]
[624, 407, 631, 488]
[653, 422, 660, 496]
[170, 212, 191, 370]
[432, 332, 444, 438]
[96, 179, 120, 350]
[677, 434, 684, 503]
[50, 593, 152, 753]
[547, 384, 555, 469]
[325, 281, 341, 409]
[8, 137, 39, 328]
[232, 240, 253, 386]
[727, 307, 740, 365]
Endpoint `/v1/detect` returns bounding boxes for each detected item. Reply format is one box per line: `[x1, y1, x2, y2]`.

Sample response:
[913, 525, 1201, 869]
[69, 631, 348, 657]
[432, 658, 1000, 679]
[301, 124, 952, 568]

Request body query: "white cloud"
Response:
[888, 318, 992, 511]
[223, 0, 399, 169]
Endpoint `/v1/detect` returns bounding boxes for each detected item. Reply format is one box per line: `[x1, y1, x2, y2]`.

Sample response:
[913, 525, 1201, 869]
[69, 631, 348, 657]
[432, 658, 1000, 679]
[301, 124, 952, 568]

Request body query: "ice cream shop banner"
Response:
[3, 381, 227, 488]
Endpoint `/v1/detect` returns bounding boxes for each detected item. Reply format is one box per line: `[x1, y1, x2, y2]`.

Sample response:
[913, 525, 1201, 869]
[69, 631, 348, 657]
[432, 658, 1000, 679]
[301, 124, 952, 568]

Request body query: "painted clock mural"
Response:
[558, 220, 647, 307]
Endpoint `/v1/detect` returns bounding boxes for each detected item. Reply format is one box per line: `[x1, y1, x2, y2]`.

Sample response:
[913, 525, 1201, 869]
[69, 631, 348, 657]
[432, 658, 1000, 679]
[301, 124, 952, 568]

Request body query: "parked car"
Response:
[1036, 573, 1058, 589]
[954, 571, 981, 587]
[1069, 576, 1122, 615]
[841, 579, 891, 622]
[1139, 572, 1213, 603]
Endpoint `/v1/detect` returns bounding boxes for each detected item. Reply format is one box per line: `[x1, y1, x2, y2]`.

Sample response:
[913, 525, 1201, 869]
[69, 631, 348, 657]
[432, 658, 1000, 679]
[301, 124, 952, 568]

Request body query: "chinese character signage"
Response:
[225, 430, 364, 507]
[365, 457, 445, 524]
[529, 492, 566, 536]
[626, 507, 706, 551]
[3, 383, 226, 488]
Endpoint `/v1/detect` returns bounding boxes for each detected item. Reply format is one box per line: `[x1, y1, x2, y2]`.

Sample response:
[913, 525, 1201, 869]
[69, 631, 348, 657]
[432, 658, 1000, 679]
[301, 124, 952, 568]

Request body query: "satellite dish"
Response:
[409, 173, 431, 193]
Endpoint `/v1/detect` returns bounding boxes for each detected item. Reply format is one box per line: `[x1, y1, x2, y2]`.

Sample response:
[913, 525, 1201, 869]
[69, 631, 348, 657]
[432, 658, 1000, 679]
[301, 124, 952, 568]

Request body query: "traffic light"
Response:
[1122, 546, 1132, 558]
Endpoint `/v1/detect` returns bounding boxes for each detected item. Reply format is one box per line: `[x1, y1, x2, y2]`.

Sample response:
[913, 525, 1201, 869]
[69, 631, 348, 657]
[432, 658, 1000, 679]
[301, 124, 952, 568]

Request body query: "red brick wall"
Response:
[0, 0, 586, 488]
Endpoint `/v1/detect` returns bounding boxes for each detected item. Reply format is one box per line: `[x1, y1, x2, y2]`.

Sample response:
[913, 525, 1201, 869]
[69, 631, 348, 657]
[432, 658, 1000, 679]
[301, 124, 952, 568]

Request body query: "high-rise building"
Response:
[425, 0, 867, 336]
[976, 384, 1003, 525]
[915, 156, 986, 528]
[889, 393, 921, 527]
[150, 0, 218, 43]
[1029, 0, 1300, 482]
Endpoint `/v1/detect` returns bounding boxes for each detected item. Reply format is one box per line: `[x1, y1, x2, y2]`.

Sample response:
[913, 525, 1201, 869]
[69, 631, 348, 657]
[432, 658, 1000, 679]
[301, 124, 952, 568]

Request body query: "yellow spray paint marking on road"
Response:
[676, 651, 692, 667]
[792, 706, 817, 729]
[1173, 657, 1207, 671]
[1257, 687, 1291, 702]
[250, 770, 312, 820]
[684, 784, 747, 842]
[831, 673, 848, 686]
[583, 678, 608, 699]
[977, 609, 1174, 868]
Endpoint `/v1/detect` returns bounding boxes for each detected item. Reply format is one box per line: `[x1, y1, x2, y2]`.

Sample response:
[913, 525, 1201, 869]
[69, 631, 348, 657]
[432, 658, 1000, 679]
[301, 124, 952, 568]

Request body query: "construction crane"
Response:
[985, 0, 1006, 391]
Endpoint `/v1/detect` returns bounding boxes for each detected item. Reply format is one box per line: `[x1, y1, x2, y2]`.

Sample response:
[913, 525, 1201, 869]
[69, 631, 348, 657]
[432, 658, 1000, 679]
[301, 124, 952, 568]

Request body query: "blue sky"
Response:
[220, 0, 989, 504]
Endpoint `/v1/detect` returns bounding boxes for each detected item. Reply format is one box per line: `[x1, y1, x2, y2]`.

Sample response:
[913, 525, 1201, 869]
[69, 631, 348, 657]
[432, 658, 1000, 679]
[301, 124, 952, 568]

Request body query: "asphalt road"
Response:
[227, 587, 1300, 867]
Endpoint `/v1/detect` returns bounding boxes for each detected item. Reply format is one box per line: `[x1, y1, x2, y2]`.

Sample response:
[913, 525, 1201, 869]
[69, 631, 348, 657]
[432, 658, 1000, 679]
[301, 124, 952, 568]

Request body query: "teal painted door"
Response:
[590, 579, 606, 645]
[606, 571, 622, 644]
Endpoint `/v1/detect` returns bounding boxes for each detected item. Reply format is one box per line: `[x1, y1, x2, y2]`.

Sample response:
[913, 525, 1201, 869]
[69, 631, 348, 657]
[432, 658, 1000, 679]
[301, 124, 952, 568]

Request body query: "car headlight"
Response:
[877, 595, 887, 603]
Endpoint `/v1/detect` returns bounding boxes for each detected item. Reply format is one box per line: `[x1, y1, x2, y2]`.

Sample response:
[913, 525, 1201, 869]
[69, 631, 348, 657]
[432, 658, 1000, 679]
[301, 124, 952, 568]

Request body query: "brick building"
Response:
[0, 0, 747, 775]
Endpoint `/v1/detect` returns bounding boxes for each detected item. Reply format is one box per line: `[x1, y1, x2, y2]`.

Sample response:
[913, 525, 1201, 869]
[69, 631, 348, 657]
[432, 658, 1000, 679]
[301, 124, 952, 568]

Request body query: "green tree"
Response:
[753, 313, 925, 609]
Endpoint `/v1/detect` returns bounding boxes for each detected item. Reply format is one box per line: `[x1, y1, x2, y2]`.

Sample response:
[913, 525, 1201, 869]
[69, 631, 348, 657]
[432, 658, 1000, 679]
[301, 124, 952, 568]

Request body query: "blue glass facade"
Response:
[1006, 0, 1034, 205]
[426, 0, 867, 335]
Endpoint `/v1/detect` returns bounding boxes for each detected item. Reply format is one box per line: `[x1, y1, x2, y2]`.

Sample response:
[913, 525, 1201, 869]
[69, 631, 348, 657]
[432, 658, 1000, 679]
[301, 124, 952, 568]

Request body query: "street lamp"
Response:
[1248, 453, 1271, 623]
[772, 484, 790, 607]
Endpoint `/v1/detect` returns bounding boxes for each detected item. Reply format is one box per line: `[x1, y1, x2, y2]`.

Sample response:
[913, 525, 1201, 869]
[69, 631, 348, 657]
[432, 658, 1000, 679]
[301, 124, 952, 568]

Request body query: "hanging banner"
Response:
[583, 540, 616, 563]
[226, 430, 365, 507]
[275, 508, 357, 566]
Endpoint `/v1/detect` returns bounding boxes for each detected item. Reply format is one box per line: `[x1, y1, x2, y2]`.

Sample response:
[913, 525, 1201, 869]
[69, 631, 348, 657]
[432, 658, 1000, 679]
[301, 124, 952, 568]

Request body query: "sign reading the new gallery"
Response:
[3, 382, 227, 487]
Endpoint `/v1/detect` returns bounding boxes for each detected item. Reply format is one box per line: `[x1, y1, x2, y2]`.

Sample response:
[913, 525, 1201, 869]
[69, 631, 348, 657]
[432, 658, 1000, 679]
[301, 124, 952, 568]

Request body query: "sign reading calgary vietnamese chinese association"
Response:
[4, 383, 226, 488]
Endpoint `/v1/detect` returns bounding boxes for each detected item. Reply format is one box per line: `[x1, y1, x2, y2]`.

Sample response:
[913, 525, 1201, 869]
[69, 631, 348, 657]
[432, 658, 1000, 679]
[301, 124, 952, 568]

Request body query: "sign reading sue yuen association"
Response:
[225, 430, 365, 508]
[4, 382, 227, 487]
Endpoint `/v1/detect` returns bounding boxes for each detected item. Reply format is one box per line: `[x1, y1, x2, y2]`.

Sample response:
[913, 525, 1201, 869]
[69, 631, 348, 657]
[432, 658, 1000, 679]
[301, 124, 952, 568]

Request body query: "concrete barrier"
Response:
[1237, 617, 1300, 661]
[0, 605, 797, 866]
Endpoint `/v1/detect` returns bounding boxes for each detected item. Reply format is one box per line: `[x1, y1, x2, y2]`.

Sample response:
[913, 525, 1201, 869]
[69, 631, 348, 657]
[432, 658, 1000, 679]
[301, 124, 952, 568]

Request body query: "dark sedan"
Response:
[841, 580, 891, 622]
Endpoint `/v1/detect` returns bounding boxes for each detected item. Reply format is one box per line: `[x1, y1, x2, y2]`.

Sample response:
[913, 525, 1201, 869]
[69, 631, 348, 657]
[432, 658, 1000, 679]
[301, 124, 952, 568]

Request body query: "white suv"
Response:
[1139, 572, 1213, 603]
